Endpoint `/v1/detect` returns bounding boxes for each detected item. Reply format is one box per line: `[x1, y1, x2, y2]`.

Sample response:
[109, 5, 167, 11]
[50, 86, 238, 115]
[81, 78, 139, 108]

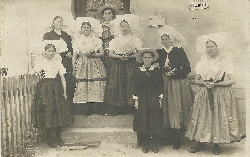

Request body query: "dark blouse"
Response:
[133, 66, 164, 97]
[43, 30, 73, 73]
[156, 47, 191, 79]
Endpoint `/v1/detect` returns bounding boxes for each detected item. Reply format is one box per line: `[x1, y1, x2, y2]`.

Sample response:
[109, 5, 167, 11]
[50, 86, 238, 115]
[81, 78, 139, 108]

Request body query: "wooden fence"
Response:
[1, 74, 44, 157]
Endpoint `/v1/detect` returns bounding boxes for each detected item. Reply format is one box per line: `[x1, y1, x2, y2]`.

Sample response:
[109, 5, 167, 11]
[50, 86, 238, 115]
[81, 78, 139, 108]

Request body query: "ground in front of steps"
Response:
[34, 137, 246, 157]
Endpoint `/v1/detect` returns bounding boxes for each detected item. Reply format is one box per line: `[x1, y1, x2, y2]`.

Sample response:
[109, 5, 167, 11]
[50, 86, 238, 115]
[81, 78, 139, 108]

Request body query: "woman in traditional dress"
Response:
[96, 4, 119, 116]
[185, 33, 243, 155]
[156, 25, 192, 150]
[72, 17, 106, 116]
[31, 41, 73, 148]
[43, 16, 75, 109]
[105, 14, 143, 115]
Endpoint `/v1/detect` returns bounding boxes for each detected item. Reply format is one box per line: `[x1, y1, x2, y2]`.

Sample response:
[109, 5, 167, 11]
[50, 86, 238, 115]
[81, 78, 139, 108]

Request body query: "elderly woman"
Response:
[72, 17, 106, 116]
[185, 33, 242, 155]
[105, 14, 143, 116]
[156, 25, 192, 150]
[43, 16, 75, 109]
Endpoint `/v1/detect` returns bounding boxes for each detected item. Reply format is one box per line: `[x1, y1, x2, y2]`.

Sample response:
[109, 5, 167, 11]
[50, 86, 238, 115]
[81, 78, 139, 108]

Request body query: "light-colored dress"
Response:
[73, 34, 106, 103]
[106, 34, 143, 107]
[185, 54, 242, 143]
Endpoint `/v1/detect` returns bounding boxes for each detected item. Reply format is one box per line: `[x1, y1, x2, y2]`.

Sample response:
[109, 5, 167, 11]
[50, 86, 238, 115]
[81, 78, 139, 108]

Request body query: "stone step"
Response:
[66, 115, 134, 128]
[61, 127, 137, 144]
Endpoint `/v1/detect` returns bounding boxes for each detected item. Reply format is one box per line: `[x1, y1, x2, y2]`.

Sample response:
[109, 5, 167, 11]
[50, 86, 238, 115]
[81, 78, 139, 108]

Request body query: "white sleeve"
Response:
[109, 39, 115, 51]
[58, 62, 66, 75]
[33, 59, 43, 73]
[134, 38, 143, 50]
[195, 61, 202, 75]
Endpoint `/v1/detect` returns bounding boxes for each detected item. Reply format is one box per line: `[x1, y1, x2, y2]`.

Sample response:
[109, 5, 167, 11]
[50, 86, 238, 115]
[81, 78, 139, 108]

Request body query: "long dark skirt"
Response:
[105, 58, 139, 107]
[32, 78, 74, 128]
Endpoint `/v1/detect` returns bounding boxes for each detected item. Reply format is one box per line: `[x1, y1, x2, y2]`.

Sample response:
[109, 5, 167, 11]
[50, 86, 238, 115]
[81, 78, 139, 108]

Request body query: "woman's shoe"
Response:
[55, 137, 64, 147]
[151, 140, 159, 153]
[173, 143, 181, 150]
[47, 139, 57, 148]
[213, 144, 220, 155]
[188, 143, 206, 153]
[142, 140, 149, 153]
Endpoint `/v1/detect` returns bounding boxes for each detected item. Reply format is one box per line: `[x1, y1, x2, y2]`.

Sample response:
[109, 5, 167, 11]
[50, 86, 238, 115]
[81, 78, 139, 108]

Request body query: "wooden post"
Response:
[1, 77, 8, 157]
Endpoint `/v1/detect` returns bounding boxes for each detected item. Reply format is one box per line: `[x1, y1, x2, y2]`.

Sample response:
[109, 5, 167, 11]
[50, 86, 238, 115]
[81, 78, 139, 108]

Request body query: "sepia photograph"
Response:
[0, 0, 249, 156]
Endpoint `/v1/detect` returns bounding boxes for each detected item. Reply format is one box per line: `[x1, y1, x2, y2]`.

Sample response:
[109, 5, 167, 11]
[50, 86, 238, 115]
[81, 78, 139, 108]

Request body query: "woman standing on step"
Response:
[96, 4, 119, 116]
[133, 49, 164, 153]
[156, 25, 192, 150]
[43, 15, 75, 111]
[72, 17, 106, 116]
[185, 33, 243, 155]
[105, 14, 143, 115]
[31, 41, 74, 148]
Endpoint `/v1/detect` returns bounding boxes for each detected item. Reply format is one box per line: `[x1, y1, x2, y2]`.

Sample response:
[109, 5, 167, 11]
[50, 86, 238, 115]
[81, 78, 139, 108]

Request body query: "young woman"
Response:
[72, 17, 106, 116]
[185, 34, 242, 155]
[96, 4, 119, 116]
[31, 41, 73, 148]
[156, 25, 192, 150]
[105, 15, 143, 115]
[43, 16, 75, 109]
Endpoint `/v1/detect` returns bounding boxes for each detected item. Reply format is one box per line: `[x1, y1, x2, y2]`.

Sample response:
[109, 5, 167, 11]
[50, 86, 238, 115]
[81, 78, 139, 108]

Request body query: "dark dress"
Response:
[43, 30, 75, 106]
[133, 66, 164, 134]
[100, 24, 114, 71]
[156, 47, 192, 129]
[31, 58, 73, 128]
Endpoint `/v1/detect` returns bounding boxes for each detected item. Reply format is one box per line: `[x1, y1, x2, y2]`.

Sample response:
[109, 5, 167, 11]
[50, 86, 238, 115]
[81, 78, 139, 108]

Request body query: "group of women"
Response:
[31, 3, 244, 155]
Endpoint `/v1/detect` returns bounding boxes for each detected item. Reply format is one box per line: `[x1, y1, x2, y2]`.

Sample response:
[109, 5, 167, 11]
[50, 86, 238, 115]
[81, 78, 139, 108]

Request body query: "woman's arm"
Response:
[60, 74, 67, 99]
[109, 50, 122, 59]
[192, 74, 211, 88]
[72, 51, 77, 75]
[213, 74, 236, 87]
[90, 47, 104, 57]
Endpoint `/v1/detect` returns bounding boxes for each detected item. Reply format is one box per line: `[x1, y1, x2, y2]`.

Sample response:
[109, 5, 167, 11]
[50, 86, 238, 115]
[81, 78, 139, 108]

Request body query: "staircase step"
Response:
[67, 115, 134, 128]
[61, 127, 137, 144]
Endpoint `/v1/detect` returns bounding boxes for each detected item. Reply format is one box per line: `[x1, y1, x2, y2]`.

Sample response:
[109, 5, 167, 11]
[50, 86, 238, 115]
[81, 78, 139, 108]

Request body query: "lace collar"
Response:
[139, 65, 156, 71]
[162, 46, 173, 53]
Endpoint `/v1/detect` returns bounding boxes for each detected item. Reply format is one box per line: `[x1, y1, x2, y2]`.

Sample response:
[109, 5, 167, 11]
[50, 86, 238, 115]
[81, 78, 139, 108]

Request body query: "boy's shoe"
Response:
[213, 144, 220, 155]
[188, 142, 206, 153]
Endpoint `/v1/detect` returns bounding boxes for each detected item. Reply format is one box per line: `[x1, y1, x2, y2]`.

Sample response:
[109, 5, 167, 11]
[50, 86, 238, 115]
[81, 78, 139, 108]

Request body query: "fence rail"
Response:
[1, 74, 44, 157]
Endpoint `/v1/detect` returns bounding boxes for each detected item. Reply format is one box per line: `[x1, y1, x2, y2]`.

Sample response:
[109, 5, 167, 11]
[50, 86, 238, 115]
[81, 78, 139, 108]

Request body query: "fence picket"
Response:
[2, 77, 8, 157]
[1, 74, 42, 156]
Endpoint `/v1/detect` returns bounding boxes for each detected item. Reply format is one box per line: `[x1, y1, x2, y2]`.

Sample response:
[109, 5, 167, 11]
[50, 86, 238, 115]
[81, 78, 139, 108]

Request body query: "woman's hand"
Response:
[63, 92, 67, 99]
[204, 82, 214, 89]
[120, 55, 128, 61]
[66, 52, 72, 58]
[166, 71, 175, 76]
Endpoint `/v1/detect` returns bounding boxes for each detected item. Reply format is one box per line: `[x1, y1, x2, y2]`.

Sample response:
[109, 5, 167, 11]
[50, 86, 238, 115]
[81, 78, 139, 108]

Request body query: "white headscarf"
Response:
[158, 25, 187, 48]
[113, 14, 143, 37]
[73, 17, 103, 38]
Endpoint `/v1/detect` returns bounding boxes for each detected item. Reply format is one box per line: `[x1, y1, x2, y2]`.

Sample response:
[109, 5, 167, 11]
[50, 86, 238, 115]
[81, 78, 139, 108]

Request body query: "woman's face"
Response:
[120, 21, 130, 35]
[81, 24, 91, 36]
[161, 34, 172, 48]
[45, 46, 56, 60]
[206, 41, 219, 58]
[53, 17, 63, 30]
[103, 9, 113, 21]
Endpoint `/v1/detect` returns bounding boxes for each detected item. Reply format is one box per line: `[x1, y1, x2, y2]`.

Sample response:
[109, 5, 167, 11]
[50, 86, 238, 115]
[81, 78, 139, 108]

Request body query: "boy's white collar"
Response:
[139, 65, 155, 71]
